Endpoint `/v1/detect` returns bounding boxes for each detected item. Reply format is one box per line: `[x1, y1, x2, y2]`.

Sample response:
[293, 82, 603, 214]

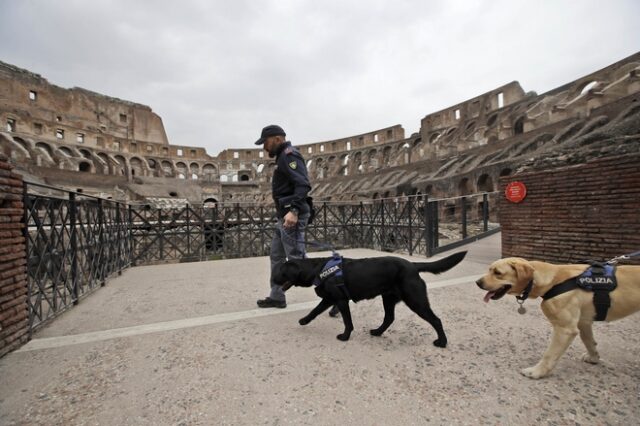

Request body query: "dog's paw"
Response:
[581, 353, 600, 364]
[369, 328, 384, 337]
[433, 338, 447, 348]
[520, 366, 547, 379]
[336, 333, 351, 341]
[298, 317, 311, 326]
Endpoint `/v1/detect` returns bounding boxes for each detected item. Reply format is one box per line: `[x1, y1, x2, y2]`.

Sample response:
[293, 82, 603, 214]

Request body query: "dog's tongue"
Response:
[483, 291, 496, 303]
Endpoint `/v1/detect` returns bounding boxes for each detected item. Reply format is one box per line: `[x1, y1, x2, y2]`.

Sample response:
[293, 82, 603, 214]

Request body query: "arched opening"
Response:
[477, 174, 494, 192]
[486, 114, 497, 127]
[59, 147, 73, 157]
[169, 191, 178, 197]
[203, 197, 218, 208]
[79, 162, 91, 172]
[500, 168, 512, 177]
[239, 174, 250, 181]
[458, 177, 473, 195]
[514, 117, 524, 135]
[79, 149, 92, 159]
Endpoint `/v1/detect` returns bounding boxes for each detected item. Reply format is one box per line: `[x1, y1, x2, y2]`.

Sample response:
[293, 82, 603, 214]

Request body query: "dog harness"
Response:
[312, 253, 352, 300]
[541, 262, 618, 321]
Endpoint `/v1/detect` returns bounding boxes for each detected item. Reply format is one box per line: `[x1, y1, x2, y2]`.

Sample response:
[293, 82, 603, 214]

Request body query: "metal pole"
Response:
[69, 192, 78, 304]
[461, 196, 467, 240]
[483, 193, 489, 232]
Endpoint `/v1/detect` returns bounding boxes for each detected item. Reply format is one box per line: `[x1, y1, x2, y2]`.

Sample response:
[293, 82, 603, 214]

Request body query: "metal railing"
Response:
[24, 182, 130, 333]
[128, 192, 501, 263]
[23, 182, 500, 332]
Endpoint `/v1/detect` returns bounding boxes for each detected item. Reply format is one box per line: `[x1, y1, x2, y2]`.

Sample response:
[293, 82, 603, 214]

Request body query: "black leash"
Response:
[278, 221, 338, 256]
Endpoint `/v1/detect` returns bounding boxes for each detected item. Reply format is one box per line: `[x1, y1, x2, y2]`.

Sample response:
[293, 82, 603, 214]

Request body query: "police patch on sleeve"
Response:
[289, 161, 297, 170]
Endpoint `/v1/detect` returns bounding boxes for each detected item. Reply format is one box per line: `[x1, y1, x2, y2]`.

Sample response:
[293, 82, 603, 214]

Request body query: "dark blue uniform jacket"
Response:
[272, 141, 311, 218]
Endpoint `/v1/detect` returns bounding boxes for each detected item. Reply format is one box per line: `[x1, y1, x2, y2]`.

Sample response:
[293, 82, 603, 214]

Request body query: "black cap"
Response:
[255, 124, 286, 145]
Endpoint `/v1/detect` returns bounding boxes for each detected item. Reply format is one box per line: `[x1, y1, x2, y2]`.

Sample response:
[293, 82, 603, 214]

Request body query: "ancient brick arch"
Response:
[114, 155, 127, 176]
[477, 173, 494, 192]
[130, 157, 145, 177]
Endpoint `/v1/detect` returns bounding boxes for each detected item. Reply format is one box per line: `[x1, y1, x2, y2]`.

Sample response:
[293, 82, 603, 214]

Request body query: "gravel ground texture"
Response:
[1, 233, 638, 426]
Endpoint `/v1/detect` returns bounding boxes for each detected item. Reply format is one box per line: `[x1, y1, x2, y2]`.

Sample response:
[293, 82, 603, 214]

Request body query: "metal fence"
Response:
[128, 192, 501, 264]
[24, 182, 131, 333]
[23, 182, 500, 332]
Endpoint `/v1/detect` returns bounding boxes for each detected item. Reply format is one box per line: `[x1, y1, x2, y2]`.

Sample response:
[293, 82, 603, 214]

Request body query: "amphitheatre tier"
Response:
[1, 52, 639, 206]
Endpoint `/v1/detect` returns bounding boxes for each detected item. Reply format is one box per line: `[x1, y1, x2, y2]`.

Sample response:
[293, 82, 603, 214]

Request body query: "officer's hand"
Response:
[283, 211, 298, 229]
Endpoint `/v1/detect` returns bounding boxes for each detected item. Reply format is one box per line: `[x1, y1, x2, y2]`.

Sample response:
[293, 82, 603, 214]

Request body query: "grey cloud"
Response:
[1, 0, 638, 155]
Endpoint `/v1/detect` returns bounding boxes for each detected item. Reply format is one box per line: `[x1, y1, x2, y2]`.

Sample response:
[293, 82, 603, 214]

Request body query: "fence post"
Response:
[98, 198, 105, 286]
[359, 202, 364, 247]
[323, 202, 328, 243]
[483, 193, 489, 232]
[407, 197, 413, 256]
[69, 192, 78, 304]
[461, 196, 467, 240]
[158, 208, 163, 262]
[116, 202, 122, 275]
[128, 204, 135, 267]
[381, 200, 385, 250]
[424, 197, 433, 257]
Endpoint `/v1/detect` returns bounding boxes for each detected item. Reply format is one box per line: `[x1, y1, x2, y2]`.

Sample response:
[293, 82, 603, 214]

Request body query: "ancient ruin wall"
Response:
[0, 154, 29, 357]
[499, 152, 640, 264]
[1, 52, 639, 205]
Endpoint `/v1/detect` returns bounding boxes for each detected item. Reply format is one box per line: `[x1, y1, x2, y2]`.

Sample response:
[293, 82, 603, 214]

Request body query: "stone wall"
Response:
[0, 153, 29, 357]
[499, 152, 640, 264]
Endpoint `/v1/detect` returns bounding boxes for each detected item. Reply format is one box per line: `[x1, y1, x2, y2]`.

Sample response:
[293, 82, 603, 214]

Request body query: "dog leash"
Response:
[607, 250, 640, 264]
[278, 222, 339, 256]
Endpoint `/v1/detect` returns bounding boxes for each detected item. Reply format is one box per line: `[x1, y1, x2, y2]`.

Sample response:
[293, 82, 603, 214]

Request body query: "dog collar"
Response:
[514, 280, 534, 314]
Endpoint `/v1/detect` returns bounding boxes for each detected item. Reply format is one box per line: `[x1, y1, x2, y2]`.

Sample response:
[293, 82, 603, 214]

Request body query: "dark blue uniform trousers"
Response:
[269, 213, 310, 302]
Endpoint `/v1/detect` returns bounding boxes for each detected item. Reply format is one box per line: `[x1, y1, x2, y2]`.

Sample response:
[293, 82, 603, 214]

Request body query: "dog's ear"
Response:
[508, 259, 534, 283]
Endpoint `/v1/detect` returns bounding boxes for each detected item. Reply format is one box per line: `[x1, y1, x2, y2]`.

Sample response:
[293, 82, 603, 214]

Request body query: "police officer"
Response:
[255, 125, 311, 308]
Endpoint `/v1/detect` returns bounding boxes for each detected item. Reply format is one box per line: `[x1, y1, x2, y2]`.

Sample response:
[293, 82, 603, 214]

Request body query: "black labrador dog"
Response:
[273, 251, 466, 346]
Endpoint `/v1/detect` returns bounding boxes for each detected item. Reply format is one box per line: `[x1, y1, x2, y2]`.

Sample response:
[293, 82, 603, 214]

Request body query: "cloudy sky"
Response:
[1, 0, 638, 156]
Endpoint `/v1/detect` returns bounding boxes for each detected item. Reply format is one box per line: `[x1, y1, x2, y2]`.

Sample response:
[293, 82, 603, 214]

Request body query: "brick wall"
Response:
[0, 154, 29, 357]
[499, 153, 640, 264]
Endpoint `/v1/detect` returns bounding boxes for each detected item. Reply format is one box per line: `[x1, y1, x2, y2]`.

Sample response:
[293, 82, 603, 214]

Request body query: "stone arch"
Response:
[114, 155, 127, 176]
[161, 160, 174, 177]
[382, 146, 392, 166]
[12, 137, 31, 155]
[486, 114, 498, 127]
[204, 198, 218, 207]
[36, 142, 53, 157]
[79, 149, 92, 159]
[429, 132, 440, 143]
[79, 161, 91, 172]
[477, 174, 494, 192]
[97, 152, 110, 174]
[59, 146, 74, 157]
[500, 168, 512, 177]
[203, 163, 217, 181]
[239, 173, 250, 181]
[130, 156, 144, 177]
[458, 177, 473, 195]
[514, 117, 525, 135]
[176, 162, 187, 179]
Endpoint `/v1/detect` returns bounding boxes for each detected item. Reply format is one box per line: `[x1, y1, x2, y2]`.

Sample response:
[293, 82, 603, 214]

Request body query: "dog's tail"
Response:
[413, 251, 467, 274]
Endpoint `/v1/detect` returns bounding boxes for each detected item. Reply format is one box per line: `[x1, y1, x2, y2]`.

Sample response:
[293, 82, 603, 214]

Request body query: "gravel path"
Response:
[1, 234, 638, 425]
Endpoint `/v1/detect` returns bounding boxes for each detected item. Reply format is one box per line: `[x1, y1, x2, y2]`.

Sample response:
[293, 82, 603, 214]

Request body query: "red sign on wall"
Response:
[505, 181, 527, 203]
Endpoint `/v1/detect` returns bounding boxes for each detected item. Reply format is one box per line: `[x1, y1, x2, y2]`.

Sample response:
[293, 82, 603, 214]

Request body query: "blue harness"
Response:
[312, 253, 352, 300]
[542, 263, 617, 321]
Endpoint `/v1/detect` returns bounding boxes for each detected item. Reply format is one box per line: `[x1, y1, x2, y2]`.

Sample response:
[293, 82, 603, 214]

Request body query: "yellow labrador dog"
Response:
[476, 258, 640, 379]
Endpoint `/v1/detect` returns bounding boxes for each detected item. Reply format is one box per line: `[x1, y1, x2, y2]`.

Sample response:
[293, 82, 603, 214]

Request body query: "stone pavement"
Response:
[0, 233, 638, 425]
